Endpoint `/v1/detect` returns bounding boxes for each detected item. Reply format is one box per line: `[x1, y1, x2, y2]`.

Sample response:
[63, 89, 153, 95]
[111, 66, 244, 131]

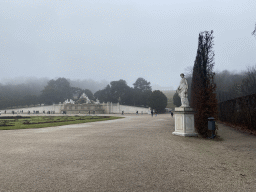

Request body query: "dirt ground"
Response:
[0, 114, 255, 191]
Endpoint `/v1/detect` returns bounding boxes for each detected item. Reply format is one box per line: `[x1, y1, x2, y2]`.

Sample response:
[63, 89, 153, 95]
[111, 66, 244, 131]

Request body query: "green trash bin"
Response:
[208, 117, 216, 139]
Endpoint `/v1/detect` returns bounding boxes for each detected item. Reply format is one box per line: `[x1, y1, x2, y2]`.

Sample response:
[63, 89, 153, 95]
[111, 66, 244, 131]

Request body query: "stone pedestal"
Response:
[172, 107, 198, 137]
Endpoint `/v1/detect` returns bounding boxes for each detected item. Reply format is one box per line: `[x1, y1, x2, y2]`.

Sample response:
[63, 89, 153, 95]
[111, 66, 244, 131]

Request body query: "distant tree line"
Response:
[0, 82, 45, 109]
[94, 78, 153, 107]
[215, 67, 256, 102]
[0, 77, 167, 112]
[40, 78, 94, 105]
[0, 78, 94, 109]
[217, 67, 256, 132]
[94, 78, 167, 112]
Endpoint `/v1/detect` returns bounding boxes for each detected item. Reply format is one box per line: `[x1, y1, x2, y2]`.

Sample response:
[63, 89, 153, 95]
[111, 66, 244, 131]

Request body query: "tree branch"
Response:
[252, 23, 256, 37]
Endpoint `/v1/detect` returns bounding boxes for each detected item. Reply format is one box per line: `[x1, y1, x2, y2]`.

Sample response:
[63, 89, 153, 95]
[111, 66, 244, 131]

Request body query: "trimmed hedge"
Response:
[218, 94, 256, 130]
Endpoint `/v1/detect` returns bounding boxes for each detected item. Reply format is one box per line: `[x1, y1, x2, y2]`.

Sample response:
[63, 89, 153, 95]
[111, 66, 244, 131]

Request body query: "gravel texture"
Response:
[0, 114, 255, 192]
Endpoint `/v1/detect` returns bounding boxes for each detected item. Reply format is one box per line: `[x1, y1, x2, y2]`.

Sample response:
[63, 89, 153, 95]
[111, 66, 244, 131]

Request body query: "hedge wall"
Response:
[218, 94, 256, 130]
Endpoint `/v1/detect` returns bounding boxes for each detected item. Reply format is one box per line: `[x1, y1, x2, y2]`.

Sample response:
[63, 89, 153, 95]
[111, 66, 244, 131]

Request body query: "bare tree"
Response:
[241, 66, 256, 95]
[252, 23, 256, 37]
[215, 70, 245, 102]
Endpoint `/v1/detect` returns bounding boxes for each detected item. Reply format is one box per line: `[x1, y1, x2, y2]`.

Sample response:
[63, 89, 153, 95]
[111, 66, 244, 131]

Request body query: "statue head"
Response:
[180, 73, 185, 78]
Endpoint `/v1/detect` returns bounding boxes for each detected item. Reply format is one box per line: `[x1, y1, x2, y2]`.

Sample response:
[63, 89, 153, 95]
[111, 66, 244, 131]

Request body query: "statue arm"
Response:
[176, 86, 181, 93]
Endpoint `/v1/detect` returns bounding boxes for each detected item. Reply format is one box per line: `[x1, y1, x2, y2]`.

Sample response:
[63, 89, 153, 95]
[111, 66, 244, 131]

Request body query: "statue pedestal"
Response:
[172, 107, 198, 137]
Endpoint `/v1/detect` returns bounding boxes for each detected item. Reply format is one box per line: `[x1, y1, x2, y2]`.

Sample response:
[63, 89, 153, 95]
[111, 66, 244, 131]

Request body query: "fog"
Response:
[0, 76, 172, 94]
[0, 77, 109, 94]
[0, 0, 256, 89]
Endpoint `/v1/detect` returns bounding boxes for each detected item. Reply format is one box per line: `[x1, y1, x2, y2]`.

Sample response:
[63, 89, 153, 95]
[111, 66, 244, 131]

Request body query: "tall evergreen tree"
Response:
[40, 78, 73, 104]
[94, 85, 112, 103]
[191, 30, 218, 138]
[110, 79, 131, 104]
[148, 90, 167, 113]
[133, 78, 152, 92]
[133, 78, 152, 107]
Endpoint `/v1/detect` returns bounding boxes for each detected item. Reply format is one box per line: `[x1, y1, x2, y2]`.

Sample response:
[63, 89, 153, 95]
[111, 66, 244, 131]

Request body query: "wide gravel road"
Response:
[0, 114, 256, 192]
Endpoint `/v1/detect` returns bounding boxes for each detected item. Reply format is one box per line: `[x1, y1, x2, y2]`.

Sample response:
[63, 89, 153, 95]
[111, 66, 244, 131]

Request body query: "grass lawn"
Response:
[0, 116, 123, 130]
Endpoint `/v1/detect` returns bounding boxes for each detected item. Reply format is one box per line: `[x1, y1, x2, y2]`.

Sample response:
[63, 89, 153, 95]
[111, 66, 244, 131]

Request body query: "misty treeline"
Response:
[0, 77, 108, 109]
[0, 77, 108, 94]
[215, 67, 256, 101]
[94, 79, 168, 112]
[0, 77, 153, 109]
[215, 66, 256, 131]
[94, 78, 152, 107]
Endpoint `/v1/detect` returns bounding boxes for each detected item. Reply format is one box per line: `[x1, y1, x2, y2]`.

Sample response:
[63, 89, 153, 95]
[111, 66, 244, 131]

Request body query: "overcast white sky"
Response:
[1, 0, 256, 89]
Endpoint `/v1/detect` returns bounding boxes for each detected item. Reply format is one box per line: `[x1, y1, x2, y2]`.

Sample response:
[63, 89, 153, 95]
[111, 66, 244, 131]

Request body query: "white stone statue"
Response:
[95, 98, 100, 105]
[176, 73, 190, 107]
[64, 99, 75, 104]
[80, 93, 91, 104]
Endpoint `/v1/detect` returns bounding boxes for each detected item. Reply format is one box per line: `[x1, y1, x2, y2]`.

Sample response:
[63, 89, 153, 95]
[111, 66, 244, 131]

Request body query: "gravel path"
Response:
[0, 114, 255, 191]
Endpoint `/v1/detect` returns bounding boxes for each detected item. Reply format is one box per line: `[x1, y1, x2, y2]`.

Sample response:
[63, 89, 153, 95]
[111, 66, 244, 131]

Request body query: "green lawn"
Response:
[0, 116, 123, 130]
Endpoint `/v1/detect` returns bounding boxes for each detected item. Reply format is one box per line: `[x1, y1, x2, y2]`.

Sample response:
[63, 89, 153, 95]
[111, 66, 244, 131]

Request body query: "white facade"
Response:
[2, 102, 150, 114]
[102, 102, 150, 114]
[3, 104, 62, 114]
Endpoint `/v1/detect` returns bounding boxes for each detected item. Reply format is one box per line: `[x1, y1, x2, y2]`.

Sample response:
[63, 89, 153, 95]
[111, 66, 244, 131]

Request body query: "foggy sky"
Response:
[1, 0, 256, 90]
